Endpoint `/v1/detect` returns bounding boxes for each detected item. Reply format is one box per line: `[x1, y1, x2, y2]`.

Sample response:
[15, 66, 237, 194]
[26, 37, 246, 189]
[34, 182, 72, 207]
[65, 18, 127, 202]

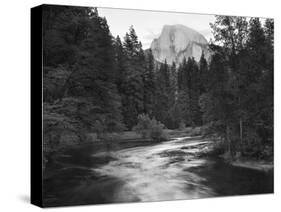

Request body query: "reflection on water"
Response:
[44, 136, 273, 207]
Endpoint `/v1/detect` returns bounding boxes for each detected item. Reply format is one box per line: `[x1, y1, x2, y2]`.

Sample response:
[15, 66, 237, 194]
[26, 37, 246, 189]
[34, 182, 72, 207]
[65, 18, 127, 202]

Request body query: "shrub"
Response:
[178, 121, 186, 130]
[133, 114, 153, 138]
[150, 120, 167, 141]
[133, 114, 167, 141]
[43, 105, 82, 169]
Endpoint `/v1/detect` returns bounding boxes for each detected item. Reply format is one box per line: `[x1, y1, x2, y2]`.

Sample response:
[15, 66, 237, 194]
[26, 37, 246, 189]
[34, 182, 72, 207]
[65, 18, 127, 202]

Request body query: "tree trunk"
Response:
[239, 119, 243, 153]
[226, 125, 231, 154]
[238, 95, 243, 153]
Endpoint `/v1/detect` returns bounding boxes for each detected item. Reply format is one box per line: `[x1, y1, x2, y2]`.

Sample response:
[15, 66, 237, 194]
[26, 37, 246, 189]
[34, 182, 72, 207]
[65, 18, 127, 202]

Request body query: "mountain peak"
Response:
[150, 24, 210, 65]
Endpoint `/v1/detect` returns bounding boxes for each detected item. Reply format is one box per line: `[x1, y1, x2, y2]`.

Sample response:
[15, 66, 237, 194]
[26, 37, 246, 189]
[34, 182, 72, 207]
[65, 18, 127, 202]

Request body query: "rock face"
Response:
[150, 24, 210, 65]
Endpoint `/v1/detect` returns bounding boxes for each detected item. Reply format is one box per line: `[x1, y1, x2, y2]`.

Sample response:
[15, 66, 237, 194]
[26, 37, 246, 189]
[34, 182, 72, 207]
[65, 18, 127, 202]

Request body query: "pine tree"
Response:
[177, 58, 187, 91]
[168, 62, 177, 108]
[143, 49, 156, 116]
[114, 36, 126, 91]
[178, 57, 201, 126]
[243, 18, 273, 149]
[154, 60, 170, 126]
[122, 26, 145, 128]
[199, 52, 209, 94]
[166, 62, 178, 129]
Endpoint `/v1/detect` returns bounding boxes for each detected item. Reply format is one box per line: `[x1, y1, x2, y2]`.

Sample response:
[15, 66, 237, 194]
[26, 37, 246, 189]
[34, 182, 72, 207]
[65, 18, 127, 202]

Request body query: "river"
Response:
[43, 136, 273, 207]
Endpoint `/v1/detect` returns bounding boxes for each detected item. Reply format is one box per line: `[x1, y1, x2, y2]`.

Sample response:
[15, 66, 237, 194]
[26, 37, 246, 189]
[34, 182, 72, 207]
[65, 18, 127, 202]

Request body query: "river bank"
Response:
[178, 136, 274, 173]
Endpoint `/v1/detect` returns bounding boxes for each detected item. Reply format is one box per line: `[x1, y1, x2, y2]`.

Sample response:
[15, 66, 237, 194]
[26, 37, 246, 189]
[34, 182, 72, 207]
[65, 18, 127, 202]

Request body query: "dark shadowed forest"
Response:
[42, 5, 273, 206]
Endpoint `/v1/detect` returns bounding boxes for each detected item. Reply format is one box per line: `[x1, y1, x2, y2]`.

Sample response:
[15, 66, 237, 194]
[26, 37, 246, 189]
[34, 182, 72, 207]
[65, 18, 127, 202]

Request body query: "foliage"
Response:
[42, 6, 127, 169]
[176, 57, 202, 127]
[199, 16, 274, 159]
[133, 114, 167, 141]
[143, 49, 156, 116]
[117, 26, 146, 129]
[43, 100, 84, 168]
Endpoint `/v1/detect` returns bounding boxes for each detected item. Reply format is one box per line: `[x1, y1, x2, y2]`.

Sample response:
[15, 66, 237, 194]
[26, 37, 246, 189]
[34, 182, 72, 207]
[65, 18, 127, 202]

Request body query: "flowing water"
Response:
[44, 136, 273, 207]
[92, 137, 215, 202]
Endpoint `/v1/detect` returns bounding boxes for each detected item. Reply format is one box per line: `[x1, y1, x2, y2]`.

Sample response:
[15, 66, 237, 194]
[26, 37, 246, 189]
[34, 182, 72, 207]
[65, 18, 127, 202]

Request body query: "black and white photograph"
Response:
[37, 3, 273, 208]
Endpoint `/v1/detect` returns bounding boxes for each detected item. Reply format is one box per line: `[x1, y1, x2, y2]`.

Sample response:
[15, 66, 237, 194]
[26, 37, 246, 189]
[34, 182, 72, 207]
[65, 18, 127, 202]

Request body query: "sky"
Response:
[98, 7, 216, 49]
